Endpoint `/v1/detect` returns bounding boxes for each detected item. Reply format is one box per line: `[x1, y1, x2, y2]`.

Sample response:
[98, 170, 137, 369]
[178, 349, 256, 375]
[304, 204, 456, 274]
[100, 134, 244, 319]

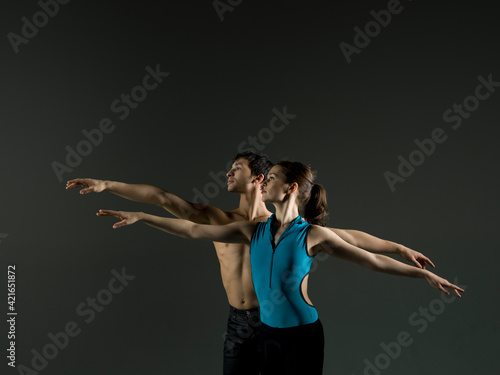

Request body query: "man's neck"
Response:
[236, 189, 272, 221]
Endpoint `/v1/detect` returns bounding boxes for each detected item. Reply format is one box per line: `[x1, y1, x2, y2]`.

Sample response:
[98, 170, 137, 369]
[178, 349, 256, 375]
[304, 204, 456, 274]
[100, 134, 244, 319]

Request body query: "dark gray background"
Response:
[1, 0, 498, 374]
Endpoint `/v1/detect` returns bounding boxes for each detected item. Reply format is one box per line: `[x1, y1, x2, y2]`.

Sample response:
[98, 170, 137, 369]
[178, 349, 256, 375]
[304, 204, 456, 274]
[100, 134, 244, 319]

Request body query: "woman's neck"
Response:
[273, 201, 300, 228]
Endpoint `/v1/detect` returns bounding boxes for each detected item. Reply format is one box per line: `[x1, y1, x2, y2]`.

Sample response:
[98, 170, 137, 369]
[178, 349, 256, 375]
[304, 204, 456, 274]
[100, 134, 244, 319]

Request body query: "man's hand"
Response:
[66, 178, 106, 194]
[399, 245, 436, 269]
[423, 271, 464, 297]
[96, 209, 141, 229]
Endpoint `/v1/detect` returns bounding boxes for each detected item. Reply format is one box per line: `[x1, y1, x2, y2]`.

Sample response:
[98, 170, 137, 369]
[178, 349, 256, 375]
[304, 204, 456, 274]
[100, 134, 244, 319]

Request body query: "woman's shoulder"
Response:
[306, 224, 332, 241]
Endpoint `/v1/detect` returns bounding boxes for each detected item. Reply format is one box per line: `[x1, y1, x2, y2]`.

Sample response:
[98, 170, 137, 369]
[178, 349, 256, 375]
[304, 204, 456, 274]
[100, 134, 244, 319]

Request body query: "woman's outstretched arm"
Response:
[96, 209, 256, 244]
[309, 226, 464, 297]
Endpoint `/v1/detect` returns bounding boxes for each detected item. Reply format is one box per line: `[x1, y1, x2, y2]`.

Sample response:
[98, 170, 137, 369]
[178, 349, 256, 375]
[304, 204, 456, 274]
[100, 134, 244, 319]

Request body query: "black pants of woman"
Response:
[259, 319, 325, 375]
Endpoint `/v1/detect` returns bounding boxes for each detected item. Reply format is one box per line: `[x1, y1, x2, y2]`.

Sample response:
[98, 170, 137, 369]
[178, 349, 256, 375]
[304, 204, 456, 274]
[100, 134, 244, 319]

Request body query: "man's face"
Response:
[226, 158, 259, 193]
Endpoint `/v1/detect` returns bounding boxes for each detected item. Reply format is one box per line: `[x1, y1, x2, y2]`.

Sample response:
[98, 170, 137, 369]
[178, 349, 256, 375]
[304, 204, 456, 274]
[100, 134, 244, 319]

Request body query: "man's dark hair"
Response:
[232, 152, 273, 179]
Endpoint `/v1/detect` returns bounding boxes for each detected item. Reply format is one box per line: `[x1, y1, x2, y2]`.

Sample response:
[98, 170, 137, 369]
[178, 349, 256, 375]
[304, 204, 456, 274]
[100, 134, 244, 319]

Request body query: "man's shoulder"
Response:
[225, 209, 271, 224]
[208, 209, 237, 225]
[252, 213, 272, 223]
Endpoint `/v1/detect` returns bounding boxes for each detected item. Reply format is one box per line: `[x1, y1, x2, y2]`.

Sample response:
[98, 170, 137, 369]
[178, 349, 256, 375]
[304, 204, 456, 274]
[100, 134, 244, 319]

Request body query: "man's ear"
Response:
[253, 174, 265, 184]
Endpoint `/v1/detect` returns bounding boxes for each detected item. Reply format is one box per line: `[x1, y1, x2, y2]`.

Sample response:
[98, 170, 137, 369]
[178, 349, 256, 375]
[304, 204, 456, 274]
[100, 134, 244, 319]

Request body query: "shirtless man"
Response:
[66, 151, 434, 375]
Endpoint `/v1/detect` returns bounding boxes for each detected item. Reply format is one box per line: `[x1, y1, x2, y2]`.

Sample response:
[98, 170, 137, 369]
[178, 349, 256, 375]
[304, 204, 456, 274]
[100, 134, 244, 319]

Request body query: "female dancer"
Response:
[96, 161, 464, 374]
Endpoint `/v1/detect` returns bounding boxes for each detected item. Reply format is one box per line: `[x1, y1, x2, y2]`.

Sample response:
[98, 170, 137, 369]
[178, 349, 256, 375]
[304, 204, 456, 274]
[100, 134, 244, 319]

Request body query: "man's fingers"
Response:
[66, 182, 81, 189]
[415, 254, 435, 269]
[66, 178, 85, 185]
[411, 257, 423, 268]
[66, 178, 89, 190]
[66, 179, 79, 186]
[425, 257, 436, 268]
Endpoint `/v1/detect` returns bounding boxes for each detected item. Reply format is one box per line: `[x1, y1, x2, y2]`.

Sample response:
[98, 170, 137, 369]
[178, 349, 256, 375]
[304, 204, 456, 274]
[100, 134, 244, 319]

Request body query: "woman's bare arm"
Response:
[96, 209, 256, 244]
[328, 227, 435, 269]
[310, 226, 464, 297]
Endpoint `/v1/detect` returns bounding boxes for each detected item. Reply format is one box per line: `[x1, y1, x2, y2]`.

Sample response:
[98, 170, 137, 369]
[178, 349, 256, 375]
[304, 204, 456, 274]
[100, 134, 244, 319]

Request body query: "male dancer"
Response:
[66, 151, 435, 375]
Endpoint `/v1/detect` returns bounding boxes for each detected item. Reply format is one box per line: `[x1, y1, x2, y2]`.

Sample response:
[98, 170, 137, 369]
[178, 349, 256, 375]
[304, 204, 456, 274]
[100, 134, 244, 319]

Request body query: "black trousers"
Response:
[223, 305, 262, 375]
[259, 319, 325, 375]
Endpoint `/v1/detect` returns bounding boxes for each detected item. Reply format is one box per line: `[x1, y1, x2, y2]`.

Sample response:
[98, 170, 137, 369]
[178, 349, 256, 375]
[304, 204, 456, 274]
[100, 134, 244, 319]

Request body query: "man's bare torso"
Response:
[213, 210, 270, 309]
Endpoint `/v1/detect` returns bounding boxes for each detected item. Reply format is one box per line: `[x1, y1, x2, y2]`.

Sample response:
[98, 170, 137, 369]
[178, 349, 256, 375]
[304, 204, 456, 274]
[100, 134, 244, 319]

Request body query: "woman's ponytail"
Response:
[303, 183, 328, 226]
[276, 161, 329, 226]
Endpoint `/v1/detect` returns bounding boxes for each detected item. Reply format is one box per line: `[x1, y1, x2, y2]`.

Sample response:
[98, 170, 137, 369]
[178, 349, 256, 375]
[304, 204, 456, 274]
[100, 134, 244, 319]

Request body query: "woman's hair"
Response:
[276, 161, 328, 226]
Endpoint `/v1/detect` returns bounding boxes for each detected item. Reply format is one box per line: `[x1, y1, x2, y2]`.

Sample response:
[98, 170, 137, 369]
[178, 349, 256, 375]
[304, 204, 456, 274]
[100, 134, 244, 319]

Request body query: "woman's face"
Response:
[261, 165, 292, 203]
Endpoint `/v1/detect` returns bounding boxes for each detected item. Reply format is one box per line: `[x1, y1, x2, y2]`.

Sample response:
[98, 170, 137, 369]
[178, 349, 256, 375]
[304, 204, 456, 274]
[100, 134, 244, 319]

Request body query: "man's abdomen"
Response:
[215, 242, 259, 310]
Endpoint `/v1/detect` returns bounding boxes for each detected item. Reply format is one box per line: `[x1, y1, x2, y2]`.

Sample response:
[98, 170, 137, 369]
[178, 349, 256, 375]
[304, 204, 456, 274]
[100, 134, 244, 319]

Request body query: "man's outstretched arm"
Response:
[312, 226, 462, 297]
[327, 228, 435, 269]
[66, 178, 227, 224]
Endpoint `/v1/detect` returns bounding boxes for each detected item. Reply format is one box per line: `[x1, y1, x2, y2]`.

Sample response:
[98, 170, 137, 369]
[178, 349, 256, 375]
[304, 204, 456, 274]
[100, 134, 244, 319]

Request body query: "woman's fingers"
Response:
[448, 285, 461, 297]
[441, 281, 464, 297]
[450, 283, 465, 297]
[96, 209, 124, 220]
[437, 283, 449, 295]
[96, 209, 128, 229]
[427, 274, 465, 298]
[96, 209, 119, 217]
[113, 219, 127, 229]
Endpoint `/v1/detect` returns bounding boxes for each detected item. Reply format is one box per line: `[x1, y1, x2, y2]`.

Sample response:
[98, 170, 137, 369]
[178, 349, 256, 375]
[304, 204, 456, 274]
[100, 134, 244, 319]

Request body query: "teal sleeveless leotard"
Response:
[250, 214, 319, 328]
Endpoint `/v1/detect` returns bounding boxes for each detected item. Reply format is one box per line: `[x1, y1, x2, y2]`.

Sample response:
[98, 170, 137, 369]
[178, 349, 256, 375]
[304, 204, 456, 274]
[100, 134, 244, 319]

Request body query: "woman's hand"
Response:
[96, 209, 141, 229]
[66, 178, 107, 194]
[399, 245, 436, 269]
[423, 271, 465, 297]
